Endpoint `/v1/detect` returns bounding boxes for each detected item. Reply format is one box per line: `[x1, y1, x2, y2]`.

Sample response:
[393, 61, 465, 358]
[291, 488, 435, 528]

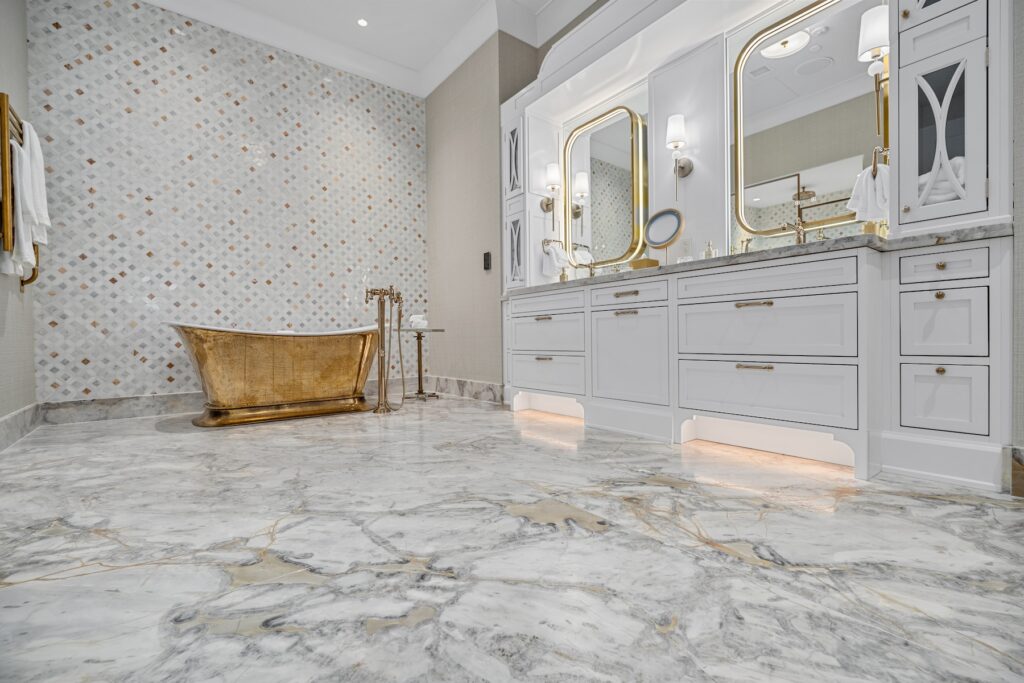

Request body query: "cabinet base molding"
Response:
[510, 391, 584, 419]
[587, 400, 674, 442]
[874, 430, 1005, 492]
[680, 415, 855, 467]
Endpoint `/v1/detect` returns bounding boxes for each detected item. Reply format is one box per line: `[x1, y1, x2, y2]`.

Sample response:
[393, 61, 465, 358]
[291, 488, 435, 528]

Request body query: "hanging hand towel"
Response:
[0, 141, 38, 277]
[847, 164, 889, 223]
[22, 122, 50, 245]
[541, 241, 570, 278]
[573, 247, 594, 266]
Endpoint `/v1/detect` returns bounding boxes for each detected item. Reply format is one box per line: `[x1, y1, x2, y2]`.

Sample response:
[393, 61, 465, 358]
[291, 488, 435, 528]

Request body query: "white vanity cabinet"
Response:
[505, 235, 1012, 491]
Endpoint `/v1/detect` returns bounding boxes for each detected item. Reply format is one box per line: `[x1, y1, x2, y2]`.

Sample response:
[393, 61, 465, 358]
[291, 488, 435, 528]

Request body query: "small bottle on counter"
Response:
[702, 241, 715, 259]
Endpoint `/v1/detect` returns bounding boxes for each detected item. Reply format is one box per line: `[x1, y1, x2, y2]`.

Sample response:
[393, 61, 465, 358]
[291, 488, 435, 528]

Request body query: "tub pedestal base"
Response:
[193, 396, 372, 428]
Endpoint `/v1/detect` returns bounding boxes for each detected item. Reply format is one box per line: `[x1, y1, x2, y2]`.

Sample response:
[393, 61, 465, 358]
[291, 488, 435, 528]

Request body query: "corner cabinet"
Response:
[894, 0, 1012, 233]
[501, 116, 526, 291]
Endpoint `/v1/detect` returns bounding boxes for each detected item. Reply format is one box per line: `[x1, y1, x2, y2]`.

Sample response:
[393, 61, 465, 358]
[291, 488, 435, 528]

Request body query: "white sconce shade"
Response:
[573, 171, 590, 198]
[544, 163, 561, 191]
[857, 5, 890, 62]
[665, 114, 687, 151]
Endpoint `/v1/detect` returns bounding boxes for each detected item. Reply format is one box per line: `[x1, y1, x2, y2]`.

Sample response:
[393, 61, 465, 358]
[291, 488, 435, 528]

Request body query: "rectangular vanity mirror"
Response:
[732, 0, 891, 250]
[562, 105, 648, 270]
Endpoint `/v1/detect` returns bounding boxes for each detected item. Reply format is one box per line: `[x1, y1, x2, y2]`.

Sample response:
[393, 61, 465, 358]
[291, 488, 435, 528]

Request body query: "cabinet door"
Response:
[898, 37, 987, 225]
[897, 0, 977, 32]
[592, 307, 669, 405]
[504, 210, 525, 289]
[502, 119, 524, 199]
[900, 363, 988, 435]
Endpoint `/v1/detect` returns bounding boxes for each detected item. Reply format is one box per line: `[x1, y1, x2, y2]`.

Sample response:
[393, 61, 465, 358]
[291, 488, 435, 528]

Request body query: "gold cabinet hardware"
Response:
[534, 356, 554, 361]
[935, 261, 947, 271]
[902, 205, 911, 213]
[935, 367, 947, 375]
[935, 291, 946, 300]
[614, 290, 640, 298]
[614, 309, 639, 316]
[534, 315, 553, 321]
[901, 9, 910, 18]
[735, 300, 774, 309]
[736, 363, 774, 371]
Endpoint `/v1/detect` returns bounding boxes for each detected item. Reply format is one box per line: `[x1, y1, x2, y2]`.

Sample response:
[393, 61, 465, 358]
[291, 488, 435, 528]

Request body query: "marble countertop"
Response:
[504, 223, 1013, 298]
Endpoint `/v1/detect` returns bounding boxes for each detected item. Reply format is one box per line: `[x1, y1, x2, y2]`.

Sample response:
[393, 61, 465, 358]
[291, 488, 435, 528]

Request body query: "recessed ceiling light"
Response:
[357, 18, 368, 27]
[759, 30, 811, 59]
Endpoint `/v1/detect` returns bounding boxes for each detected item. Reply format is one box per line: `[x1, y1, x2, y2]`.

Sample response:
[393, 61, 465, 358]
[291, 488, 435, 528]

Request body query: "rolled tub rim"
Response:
[164, 321, 378, 337]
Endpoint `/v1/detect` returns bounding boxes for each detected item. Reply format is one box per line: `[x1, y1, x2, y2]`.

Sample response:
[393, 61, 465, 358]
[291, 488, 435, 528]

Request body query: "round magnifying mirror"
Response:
[644, 209, 684, 249]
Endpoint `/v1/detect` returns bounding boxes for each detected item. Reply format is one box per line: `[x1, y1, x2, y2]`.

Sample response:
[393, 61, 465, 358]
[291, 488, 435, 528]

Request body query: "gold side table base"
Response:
[193, 396, 371, 427]
[402, 328, 445, 402]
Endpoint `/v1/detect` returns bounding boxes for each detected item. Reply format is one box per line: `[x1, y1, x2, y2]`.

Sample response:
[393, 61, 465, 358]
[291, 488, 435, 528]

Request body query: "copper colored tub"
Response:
[168, 323, 378, 427]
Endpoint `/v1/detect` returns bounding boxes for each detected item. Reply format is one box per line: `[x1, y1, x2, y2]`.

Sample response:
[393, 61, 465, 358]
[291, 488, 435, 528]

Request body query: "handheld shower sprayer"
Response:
[364, 286, 406, 414]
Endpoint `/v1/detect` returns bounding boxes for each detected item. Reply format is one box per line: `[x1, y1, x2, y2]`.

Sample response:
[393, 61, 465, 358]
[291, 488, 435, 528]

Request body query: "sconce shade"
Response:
[665, 114, 687, 150]
[857, 5, 890, 62]
[573, 171, 590, 197]
[544, 162, 560, 189]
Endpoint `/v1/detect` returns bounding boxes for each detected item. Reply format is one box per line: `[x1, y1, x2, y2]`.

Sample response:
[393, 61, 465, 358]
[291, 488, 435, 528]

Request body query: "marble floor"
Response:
[0, 400, 1022, 682]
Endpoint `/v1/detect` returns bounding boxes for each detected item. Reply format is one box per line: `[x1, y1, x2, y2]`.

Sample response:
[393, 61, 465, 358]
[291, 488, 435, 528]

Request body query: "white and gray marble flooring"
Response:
[1, 400, 1022, 682]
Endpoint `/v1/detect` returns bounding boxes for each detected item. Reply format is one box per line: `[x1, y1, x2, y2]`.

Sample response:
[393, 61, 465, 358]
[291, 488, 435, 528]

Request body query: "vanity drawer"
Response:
[678, 360, 858, 430]
[591, 280, 668, 307]
[900, 363, 989, 435]
[899, 247, 989, 284]
[592, 306, 670, 405]
[510, 312, 585, 352]
[900, 287, 988, 356]
[678, 293, 857, 356]
[676, 256, 857, 299]
[510, 290, 585, 315]
[511, 354, 585, 396]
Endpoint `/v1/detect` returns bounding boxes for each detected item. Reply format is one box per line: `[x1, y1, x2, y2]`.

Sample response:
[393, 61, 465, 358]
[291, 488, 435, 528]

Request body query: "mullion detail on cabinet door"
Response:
[899, 37, 987, 225]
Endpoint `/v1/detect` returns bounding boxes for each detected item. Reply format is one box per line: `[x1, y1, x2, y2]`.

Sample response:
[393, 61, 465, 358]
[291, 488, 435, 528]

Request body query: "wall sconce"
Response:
[857, 5, 889, 76]
[571, 171, 588, 221]
[666, 114, 693, 201]
[540, 162, 560, 214]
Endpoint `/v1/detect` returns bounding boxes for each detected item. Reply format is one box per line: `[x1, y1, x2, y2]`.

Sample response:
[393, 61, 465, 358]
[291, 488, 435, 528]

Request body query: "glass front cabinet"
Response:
[896, 0, 1008, 231]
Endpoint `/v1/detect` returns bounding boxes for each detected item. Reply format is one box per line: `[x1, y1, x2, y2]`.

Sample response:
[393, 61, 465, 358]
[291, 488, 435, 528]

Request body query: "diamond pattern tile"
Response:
[28, 0, 428, 401]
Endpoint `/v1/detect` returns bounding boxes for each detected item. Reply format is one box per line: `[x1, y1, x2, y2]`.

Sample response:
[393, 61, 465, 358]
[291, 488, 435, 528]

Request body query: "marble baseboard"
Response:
[40, 392, 206, 426]
[428, 376, 503, 403]
[0, 403, 42, 453]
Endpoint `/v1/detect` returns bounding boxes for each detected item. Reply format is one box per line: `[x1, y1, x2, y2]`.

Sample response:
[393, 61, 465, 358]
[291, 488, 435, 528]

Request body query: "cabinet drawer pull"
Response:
[901, 9, 910, 18]
[934, 291, 946, 300]
[534, 356, 553, 361]
[613, 290, 640, 298]
[736, 363, 774, 371]
[935, 261, 947, 271]
[534, 315, 552, 321]
[935, 366, 946, 376]
[614, 309, 639, 316]
[734, 300, 774, 309]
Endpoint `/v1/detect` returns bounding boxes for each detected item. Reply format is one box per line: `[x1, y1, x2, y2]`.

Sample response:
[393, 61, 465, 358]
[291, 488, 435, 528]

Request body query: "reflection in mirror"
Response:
[564, 104, 646, 272]
[732, 0, 890, 252]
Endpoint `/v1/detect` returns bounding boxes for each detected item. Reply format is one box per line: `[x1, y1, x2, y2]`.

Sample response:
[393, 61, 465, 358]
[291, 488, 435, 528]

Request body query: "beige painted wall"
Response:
[426, 32, 539, 385]
[743, 92, 879, 186]
[0, 0, 36, 417]
[1013, 5, 1023, 447]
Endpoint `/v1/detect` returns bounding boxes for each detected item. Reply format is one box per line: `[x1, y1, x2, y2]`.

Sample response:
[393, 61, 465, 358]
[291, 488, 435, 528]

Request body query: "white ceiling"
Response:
[145, 0, 598, 97]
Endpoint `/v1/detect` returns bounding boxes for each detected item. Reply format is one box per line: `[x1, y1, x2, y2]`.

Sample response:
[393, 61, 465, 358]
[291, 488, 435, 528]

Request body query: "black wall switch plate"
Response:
[483, 252, 492, 271]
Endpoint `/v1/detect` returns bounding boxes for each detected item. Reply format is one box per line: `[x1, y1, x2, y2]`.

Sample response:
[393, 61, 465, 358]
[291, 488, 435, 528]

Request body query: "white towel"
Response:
[847, 164, 889, 223]
[408, 314, 428, 329]
[573, 247, 594, 266]
[22, 122, 51, 245]
[542, 242, 570, 278]
[918, 156, 965, 205]
[0, 141, 38, 277]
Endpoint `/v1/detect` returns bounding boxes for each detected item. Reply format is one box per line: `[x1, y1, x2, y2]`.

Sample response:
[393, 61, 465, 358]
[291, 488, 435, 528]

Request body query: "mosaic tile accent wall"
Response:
[590, 158, 632, 259]
[27, 0, 428, 402]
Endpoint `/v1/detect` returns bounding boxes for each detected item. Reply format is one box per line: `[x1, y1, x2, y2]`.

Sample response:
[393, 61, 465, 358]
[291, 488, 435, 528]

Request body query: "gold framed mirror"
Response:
[562, 106, 648, 272]
[732, 0, 890, 246]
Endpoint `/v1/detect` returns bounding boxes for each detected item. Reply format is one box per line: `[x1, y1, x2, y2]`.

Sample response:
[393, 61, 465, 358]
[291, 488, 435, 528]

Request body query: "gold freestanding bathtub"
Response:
[168, 323, 378, 427]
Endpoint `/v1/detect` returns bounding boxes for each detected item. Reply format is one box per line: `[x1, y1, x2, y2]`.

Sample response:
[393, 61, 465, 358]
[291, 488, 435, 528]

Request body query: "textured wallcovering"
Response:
[1014, 3, 1023, 446]
[28, 0, 427, 402]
